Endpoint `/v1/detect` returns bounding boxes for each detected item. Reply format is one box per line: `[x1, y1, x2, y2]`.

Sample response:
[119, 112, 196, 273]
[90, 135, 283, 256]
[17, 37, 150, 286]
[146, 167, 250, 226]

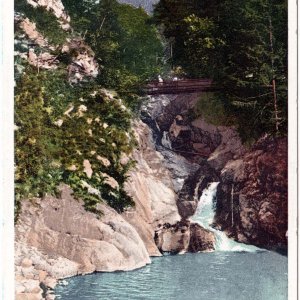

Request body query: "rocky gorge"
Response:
[14, 0, 288, 299]
[15, 91, 288, 299]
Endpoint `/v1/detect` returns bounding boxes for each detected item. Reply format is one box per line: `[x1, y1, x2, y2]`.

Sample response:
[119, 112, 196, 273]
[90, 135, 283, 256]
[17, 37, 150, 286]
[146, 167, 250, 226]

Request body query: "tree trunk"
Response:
[269, 15, 280, 133]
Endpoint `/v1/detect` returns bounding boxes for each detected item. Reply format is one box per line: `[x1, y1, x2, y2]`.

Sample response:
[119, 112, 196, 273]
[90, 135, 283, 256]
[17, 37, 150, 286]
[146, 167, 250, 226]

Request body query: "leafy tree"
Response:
[153, 0, 287, 139]
[62, 0, 164, 105]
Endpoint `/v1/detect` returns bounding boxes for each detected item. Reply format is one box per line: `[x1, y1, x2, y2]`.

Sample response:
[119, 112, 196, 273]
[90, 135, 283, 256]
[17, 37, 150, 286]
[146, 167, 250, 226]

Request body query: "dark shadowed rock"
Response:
[155, 220, 215, 254]
[156, 93, 200, 132]
[155, 221, 191, 254]
[215, 135, 287, 251]
[188, 224, 216, 252]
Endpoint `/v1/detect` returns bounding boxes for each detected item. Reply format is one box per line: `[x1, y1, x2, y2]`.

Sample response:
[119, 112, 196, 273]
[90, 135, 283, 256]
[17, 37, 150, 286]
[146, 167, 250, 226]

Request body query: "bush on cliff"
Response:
[15, 67, 136, 219]
[14, 0, 166, 219]
[15, 0, 68, 45]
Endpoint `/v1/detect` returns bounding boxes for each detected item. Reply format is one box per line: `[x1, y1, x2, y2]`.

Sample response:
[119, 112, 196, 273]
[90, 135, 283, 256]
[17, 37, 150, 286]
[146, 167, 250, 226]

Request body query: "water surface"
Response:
[55, 182, 287, 300]
[55, 251, 287, 300]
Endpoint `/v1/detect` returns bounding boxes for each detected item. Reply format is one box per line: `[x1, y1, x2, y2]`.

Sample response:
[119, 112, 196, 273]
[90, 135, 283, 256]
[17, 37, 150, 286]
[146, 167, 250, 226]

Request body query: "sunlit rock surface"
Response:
[123, 120, 181, 256]
[15, 185, 151, 298]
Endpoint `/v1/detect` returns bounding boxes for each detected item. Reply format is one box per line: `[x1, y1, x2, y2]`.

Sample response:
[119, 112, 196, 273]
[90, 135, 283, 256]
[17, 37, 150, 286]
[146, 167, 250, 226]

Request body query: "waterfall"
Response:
[142, 95, 262, 253]
[192, 182, 262, 252]
[161, 131, 172, 149]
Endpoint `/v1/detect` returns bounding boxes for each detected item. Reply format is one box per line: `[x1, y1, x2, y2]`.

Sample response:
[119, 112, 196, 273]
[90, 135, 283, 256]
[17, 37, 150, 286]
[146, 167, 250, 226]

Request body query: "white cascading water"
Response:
[161, 131, 172, 149]
[191, 182, 261, 252]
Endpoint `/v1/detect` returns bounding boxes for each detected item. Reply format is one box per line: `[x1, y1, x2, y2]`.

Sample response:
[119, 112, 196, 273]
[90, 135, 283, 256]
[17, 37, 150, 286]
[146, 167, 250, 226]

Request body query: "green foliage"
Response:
[62, 0, 164, 109]
[14, 0, 167, 218]
[14, 71, 62, 217]
[182, 15, 224, 77]
[15, 0, 68, 45]
[153, 0, 287, 140]
[189, 93, 236, 127]
[15, 67, 136, 218]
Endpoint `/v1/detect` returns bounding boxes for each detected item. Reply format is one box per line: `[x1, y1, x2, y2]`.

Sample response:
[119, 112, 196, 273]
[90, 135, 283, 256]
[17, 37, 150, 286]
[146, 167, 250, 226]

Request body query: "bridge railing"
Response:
[144, 79, 214, 95]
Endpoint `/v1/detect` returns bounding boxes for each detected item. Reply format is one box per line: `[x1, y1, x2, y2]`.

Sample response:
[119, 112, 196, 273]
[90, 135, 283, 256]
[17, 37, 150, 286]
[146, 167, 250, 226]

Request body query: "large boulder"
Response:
[155, 220, 215, 254]
[15, 185, 151, 281]
[155, 221, 191, 254]
[188, 224, 216, 252]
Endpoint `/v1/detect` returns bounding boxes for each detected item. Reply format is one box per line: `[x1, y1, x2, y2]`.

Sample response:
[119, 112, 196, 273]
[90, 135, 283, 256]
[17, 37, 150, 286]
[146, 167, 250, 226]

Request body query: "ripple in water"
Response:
[55, 252, 287, 300]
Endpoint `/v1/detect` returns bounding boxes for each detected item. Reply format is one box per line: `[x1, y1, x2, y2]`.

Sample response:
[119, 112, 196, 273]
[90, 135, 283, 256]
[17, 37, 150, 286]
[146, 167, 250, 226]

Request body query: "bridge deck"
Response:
[145, 79, 215, 95]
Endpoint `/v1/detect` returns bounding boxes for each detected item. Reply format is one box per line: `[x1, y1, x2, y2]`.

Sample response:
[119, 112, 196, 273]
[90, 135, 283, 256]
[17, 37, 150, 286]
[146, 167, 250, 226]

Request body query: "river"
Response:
[55, 183, 287, 300]
[55, 250, 287, 300]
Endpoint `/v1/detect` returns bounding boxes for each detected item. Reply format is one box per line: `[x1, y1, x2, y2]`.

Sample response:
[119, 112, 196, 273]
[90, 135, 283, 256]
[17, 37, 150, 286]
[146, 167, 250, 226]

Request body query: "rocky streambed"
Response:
[15, 91, 287, 299]
[141, 92, 287, 252]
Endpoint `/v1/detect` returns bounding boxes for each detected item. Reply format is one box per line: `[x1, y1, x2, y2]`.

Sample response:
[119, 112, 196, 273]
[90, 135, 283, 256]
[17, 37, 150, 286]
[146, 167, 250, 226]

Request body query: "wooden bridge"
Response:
[145, 79, 215, 95]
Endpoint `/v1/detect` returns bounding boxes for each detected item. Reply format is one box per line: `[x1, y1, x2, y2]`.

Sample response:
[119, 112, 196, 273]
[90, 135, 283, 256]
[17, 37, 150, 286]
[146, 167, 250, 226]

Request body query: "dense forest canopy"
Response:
[153, 0, 287, 140]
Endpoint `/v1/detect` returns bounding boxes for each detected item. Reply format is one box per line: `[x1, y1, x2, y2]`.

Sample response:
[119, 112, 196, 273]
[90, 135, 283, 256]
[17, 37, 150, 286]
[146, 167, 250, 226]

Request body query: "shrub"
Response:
[15, 67, 136, 219]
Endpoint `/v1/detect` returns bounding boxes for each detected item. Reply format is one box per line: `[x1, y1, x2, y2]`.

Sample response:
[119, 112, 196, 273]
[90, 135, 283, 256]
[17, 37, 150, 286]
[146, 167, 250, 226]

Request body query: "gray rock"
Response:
[155, 221, 191, 254]
[177, 161, 219, 219]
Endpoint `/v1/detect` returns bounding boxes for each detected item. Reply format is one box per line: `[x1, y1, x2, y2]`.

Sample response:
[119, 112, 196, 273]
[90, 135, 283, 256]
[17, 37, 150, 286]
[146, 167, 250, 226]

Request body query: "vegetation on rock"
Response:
[14, 0, 287, 221]
[15, 0, 69, 45]
[14, 0, 166, 219]
[15, 66, 136, 218]
[62, 0, 163, 110]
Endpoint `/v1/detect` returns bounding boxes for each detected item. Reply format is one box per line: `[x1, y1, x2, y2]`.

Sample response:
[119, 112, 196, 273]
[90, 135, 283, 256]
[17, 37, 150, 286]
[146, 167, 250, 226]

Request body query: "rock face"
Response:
[142, 93, 287, 252]
[27, 0, 70, 24]
[65, 38, 99, 83]
[215, 135, 287, 251]
[15, 3, 99, 80]
[123, 120, 181, 256]
[153, 93, 245, 169]
[155, 220, 215, 254]
[15, 185, 151, 298]
[156, 93, 200, 132]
